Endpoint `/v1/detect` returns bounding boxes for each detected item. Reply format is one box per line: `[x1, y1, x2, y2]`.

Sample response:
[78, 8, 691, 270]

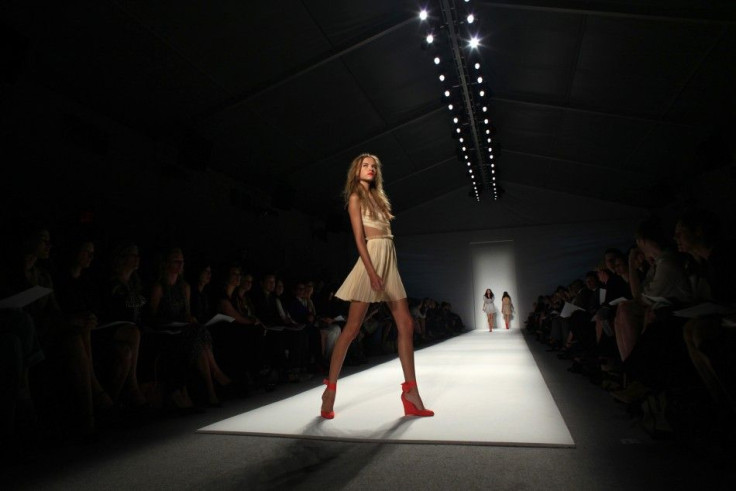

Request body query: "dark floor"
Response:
[6, 330, 736, 490]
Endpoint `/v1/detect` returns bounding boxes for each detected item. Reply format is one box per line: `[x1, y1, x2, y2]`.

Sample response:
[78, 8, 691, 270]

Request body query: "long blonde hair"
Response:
[343, 153, 394, 220]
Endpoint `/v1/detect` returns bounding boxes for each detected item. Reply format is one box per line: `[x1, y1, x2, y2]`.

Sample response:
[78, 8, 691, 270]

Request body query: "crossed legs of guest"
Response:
[321, 299, 431, 418]
[78, 324, 113, 411]
[683, 318, 736, 413]
[108, 323, 146, 407]
[196, 346, 231, 406]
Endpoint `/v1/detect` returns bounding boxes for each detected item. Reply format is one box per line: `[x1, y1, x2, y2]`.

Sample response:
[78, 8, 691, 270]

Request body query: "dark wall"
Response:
[2, 75, 353, 284]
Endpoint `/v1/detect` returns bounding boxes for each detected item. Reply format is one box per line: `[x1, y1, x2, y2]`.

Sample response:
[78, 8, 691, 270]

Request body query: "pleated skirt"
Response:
[335, 237, 407, 303]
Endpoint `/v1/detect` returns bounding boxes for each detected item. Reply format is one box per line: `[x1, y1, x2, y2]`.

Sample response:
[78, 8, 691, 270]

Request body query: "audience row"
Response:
[525, 209, 735, 442]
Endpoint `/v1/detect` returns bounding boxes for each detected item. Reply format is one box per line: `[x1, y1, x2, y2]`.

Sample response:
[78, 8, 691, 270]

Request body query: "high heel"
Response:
[401, 381, 434, 417]
[321, 379, 336, 419]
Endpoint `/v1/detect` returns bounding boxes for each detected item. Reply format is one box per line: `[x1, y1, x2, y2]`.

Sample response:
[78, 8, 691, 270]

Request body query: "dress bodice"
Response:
[361, 208, 392, 238]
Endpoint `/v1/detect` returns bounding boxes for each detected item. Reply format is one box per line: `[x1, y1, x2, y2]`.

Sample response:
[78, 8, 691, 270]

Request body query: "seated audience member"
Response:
[5, 225, 100, 438]
[251, 274, 293, 380]
[321, 286, 347, 361]
[614, 219, 692, 364]
[55, 238, 145, 409]
[610, 219, 696, 404]
[305, 280, 341, 369]
[410, 298, 428, 341]
[287, 282, 319, 370]
[0, 308, 44, 449]
[274, 279, 297, 326]
[440, 302, 464, 333]
[189, 262, 214, 325]
[214, 269, 269, 388]
[675, 209, 736, 413]
[562, 273, 601, 358]
[148, 248, 230, 408]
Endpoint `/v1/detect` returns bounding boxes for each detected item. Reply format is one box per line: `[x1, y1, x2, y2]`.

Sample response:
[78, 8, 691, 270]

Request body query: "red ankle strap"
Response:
[401, 381, 417, 392]
[323, 379, 337, 391]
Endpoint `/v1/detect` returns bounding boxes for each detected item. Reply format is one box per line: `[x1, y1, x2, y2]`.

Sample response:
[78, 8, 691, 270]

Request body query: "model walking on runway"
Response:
[501, 291, 514, 329]
[482, 288, 496, 332]
[320, 153, 433, 419]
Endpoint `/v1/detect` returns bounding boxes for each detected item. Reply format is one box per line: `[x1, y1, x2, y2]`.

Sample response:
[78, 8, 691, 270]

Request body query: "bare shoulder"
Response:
[347, 193, 361, 211]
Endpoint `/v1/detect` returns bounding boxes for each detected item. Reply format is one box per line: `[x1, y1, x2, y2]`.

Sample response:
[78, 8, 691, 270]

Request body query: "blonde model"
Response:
[501, 291, 514, 329]
[320, 153, 433, 419]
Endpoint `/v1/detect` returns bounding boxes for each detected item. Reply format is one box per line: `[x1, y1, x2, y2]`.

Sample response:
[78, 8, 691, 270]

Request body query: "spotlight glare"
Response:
[448, 104, 453, 110]
[456, 128, 461, 133]
[444, 90, 450, 97]
[439, 74, 445, 81]
[484, 118, 489, 124]
[426, 34, 434, 44]
[475, 62, 480, 70]
[477, 76, 483, 83]
[453, 117, 459, 123]
[459, 137, 464, 142]
[434, 56, 440, 65]
[467, 14, 475, 24]
[479, 90, 485, 97]
[482, 106, 487, 112]
[419, 10, 428, 21]
[469, 37, 480, 49]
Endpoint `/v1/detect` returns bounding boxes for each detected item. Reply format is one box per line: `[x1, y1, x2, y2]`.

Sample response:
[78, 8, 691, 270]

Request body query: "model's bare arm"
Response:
[348, 193, 383, 291]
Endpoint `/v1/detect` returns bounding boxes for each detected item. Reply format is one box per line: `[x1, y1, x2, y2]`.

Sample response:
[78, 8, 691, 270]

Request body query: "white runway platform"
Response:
[198, 328, 574, 447]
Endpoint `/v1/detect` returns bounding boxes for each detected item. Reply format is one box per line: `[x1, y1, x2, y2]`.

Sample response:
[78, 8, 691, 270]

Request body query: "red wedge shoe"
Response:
[401, 381, 434, 417]
[321, 379, 336, 419]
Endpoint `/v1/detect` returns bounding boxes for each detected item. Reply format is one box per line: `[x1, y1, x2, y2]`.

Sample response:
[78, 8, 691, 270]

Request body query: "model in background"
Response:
[320, 153, 433, 419]
[501, 292, 514, 330]
[482, 289, 496, 332]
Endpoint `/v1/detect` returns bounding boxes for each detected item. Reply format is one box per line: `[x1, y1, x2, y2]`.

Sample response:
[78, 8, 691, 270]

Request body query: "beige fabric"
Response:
[361, 209, 392, 237]
[335, 237, 406, 303]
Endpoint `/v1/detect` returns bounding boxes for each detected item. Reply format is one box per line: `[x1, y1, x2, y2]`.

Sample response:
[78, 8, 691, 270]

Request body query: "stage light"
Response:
[467, 14, 475, 24]
[444, 90, 450, 97]
[426, 33, 434, 44]
[454, 117, 459, 124]
[482, 106, 487, 112]
[419, 10, 428, 20]
[484, 118, 489, 124]
[479, 90, 485, 97]
[439, 74, 445, 81]
[477, 76, 483, 83]
[434, 56, 440, 65]
[469, 37, 479, 49]
[448, 104, 454, 110]
[475, 62, 480, 70]
[459, 137, 464, 143]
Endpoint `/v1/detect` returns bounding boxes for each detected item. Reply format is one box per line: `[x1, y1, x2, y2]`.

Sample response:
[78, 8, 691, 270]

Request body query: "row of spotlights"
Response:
[421, 3, 496, 201]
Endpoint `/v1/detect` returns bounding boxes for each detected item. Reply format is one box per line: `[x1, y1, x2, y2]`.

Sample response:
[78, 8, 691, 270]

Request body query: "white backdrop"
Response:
[470, 240, 518, 330]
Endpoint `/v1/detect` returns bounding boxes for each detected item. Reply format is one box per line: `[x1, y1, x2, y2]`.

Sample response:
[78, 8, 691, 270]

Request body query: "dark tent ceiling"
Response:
[4, 0, 736, 216]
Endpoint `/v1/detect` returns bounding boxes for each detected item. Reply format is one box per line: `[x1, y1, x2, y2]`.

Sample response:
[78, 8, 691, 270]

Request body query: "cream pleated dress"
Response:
[335, 207, 406, 303]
